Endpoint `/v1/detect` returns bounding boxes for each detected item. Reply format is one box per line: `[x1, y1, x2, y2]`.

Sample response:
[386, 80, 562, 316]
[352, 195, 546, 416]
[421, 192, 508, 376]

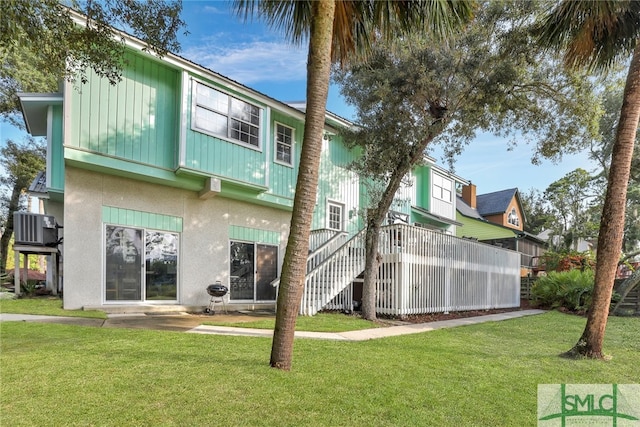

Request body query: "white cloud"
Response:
[182, 38, 307, 85]
[202, 5, 225, 15]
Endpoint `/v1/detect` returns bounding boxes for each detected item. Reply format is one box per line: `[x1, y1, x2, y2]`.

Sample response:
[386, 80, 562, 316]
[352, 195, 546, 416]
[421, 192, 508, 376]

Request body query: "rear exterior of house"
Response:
[18, 27, 493, 313]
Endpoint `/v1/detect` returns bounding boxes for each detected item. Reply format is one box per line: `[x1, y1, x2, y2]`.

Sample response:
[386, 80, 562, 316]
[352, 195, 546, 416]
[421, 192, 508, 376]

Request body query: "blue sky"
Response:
[0, 0, 597, 196]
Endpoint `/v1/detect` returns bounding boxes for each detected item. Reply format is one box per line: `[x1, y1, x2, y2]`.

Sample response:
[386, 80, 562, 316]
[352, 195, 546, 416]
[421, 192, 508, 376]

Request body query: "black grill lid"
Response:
[207, 283, 228, 297]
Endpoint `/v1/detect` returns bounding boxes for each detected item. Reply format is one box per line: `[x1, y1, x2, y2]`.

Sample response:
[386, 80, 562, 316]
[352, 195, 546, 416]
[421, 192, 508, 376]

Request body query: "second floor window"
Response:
[275, 123, 293, 165]
[193, 81, 261, 148]
[432, 173, 452, 202]
[327, 202, 344, 231]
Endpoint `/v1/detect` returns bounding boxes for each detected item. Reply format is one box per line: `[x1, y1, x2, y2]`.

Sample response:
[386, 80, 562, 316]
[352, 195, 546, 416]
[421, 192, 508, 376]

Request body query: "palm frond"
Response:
[536, 0, 640, 71]
[233, 0, 476, 67]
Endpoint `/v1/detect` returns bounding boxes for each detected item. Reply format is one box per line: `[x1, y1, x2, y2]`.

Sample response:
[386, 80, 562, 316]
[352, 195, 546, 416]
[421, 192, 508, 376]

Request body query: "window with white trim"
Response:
[193, 81, 261, 148]
[327, 202, 344, 231]
[432, 174, 452, 202]
[508, 207, 520, 226]
[275, 123, 294, 165]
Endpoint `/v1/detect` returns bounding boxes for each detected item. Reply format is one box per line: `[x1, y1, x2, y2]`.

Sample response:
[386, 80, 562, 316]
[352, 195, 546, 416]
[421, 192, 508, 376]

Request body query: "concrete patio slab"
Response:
[1, 309, 546, 340]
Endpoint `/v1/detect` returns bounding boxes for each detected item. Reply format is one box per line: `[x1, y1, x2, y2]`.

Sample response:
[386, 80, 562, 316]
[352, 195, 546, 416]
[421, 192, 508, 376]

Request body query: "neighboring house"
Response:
[536, 229, 595, 253]
[456, 184, 547, 277]
[16, 14, 521, 315]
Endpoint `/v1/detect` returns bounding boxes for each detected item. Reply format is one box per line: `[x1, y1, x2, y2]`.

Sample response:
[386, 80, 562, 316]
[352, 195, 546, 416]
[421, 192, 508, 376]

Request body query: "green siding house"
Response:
[17, 17, 517, 314]
[456, 185, 547, 276]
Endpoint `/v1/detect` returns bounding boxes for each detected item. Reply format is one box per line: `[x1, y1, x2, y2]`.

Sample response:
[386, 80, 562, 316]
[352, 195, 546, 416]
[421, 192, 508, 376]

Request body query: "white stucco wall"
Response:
[63, 167, 291, 309]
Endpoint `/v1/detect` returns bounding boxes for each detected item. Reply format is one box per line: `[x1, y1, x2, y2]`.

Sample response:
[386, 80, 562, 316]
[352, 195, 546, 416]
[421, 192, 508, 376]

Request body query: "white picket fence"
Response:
[324, 224, 520, 316]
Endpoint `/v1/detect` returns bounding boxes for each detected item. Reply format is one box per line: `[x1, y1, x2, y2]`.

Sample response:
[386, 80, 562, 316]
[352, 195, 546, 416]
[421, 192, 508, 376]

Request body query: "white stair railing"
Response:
[300, 229, 367, 316]
[309, 229, 341, 252]
[307, 232, 348, 272]
[271, 231, 349, 290]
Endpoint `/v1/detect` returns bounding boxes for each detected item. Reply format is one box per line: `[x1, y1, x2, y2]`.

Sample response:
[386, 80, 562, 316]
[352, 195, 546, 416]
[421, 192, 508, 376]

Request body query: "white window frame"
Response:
[432, 173, 452, 202]
[192, 80, 262, 150]
[103, 224, 180, 304]
[508, 207, 520, 226]
[274, 122, 294, 167]
[327, 201, 344, 231]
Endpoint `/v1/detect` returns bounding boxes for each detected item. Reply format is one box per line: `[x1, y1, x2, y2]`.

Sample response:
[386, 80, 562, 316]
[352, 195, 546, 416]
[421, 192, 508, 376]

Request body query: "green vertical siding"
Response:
[49, 105, 65, 192]
[185, 125, 266, 184]
[229, 225, 280, 245]
[102, 206, 183, 232]
[269, 112, 303, 199]
[413, 165, 430, 211]
[69, 52, 179, 169]
[312, 136, 361, 234]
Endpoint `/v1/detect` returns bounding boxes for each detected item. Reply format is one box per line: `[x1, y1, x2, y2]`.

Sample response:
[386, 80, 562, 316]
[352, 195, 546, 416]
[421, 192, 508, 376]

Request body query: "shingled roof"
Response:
[476, 188, 518, 216]
[28, 171, 47, 195]
[456, 196, 484, 220]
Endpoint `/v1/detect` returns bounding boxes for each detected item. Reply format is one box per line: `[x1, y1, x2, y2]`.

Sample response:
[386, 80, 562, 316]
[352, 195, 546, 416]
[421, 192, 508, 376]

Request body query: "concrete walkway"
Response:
[186, 309, 546, 341]
[0, 309, 546, 340]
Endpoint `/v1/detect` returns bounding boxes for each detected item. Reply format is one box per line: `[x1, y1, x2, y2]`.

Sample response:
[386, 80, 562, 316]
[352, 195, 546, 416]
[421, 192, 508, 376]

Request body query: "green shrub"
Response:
[20, 279, 41, 295]
[531, 270, 595, 312]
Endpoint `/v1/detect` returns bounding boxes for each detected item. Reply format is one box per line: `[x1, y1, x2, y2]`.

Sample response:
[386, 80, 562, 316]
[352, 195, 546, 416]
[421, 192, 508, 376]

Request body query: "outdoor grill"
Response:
[205, 282, 228, 315]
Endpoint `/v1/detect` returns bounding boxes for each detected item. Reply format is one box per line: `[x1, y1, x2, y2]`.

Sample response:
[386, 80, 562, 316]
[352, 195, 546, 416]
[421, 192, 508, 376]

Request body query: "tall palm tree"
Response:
[234, 0, 475, 370]
[537, 0, 640, 359]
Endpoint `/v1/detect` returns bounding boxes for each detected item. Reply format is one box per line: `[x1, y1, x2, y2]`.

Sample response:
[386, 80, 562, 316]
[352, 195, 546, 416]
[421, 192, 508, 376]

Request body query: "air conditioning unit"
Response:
[13, 212, 58, 246]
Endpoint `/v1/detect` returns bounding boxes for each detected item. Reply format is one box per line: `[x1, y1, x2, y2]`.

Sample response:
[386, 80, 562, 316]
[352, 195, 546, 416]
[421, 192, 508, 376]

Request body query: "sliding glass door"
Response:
[230, 241, 277, 301]
[105, 226, 143, 301]
[145, 231, 178, 300]
[105, 225, 178, 302]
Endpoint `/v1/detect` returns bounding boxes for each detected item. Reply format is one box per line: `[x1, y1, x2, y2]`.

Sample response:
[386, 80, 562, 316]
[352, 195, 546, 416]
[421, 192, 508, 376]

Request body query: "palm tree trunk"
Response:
[563, 45, 640, 359]
[270, 0, 335, 371]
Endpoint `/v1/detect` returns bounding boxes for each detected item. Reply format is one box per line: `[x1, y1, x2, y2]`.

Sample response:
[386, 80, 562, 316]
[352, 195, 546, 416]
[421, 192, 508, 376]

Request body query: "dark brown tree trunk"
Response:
[562, 45, 640, 359]
[361, 211, 382, 320]
[269, 0, 335, 371]
[0, 186, 22, 275]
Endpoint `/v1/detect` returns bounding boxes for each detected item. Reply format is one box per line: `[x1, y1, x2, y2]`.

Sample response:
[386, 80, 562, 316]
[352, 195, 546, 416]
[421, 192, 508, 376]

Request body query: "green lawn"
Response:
[0, 296, 107, 319]
[1, 311, 638, 426]
[204, 312, 380, 332]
